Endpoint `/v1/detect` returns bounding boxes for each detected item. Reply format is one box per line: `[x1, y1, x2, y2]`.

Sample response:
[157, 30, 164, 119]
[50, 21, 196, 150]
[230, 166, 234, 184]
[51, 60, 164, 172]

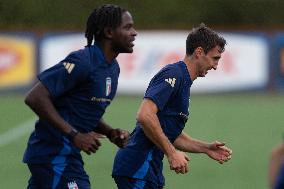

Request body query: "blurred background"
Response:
[0, 0, 284, 188]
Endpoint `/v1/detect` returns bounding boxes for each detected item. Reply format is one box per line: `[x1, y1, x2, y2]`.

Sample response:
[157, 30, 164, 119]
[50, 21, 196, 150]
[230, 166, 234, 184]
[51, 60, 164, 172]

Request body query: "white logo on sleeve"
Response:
[63, 62, 75, 74]
[165, 78, 176, 87]
[67, 181, 78, 189]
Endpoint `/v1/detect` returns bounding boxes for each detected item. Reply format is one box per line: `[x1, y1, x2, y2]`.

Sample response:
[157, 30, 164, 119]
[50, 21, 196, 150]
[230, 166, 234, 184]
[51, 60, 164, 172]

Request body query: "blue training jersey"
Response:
[23, 43, 120, 165]
[112, 61, 192, 187]
[274, 159, 284, 189]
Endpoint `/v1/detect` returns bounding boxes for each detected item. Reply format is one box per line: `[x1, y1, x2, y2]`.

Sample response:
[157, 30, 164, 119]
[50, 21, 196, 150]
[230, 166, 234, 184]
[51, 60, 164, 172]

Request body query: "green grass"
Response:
[0, 95, 34, 133]
[0, 93, 283, 188]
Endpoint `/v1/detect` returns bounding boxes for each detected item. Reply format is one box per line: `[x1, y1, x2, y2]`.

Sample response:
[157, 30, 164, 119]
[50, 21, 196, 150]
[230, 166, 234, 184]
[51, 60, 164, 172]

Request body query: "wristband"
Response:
[67, 128, 79, 141]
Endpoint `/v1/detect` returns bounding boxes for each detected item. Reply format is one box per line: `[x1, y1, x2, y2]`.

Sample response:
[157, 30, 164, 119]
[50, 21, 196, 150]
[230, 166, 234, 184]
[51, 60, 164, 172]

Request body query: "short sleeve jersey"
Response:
[275, 161, 284, 189]
[112, 61, 192, 187]
[23, 43, 120, 165]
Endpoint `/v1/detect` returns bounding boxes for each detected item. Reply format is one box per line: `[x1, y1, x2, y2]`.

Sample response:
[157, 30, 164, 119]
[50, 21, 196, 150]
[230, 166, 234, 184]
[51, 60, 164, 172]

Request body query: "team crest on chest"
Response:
[105, 77, 111, 96]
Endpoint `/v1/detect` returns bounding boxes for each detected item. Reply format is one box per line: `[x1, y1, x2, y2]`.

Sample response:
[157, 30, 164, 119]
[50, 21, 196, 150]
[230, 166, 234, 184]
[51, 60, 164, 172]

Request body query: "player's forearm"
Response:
[25, 82, 74, 134]
[138, 113, 176, 157]
[94, 119, 113, 136]
[174, 132, 209, 153]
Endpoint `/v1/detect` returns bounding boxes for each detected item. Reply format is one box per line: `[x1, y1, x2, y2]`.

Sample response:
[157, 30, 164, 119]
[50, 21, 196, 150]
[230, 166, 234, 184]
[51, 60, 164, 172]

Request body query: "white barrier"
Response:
[40, 31, 269, 94]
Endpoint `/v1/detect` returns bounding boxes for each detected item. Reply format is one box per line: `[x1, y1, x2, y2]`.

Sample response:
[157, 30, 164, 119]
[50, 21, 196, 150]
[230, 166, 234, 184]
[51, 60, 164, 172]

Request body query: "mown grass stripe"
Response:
[0, 118, 36, 147]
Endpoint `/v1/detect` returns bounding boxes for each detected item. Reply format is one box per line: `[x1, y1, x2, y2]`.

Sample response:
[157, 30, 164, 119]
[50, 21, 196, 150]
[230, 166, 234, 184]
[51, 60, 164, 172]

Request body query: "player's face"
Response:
[112, 11, 137, 53]
[198, 46, 222, 77]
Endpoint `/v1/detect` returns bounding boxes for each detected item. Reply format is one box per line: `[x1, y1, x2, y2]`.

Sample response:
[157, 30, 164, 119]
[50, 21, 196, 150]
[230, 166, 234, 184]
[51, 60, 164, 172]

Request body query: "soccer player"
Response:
[112, 24, 233, 189]
[23, 4, 137, 189]
[268, 140, 284, 189]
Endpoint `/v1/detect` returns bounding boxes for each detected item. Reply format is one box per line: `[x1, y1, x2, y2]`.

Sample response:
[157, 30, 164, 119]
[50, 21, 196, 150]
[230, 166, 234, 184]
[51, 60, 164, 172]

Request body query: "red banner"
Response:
[0, 35, 36, 89]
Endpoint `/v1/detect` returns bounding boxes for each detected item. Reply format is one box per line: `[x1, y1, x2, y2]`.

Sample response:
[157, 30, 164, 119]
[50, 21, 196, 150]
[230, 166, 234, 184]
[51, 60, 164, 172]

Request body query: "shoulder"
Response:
[66, 47, 90, 63]
[64, 47, 92, 69]
[155, 61, 183, 79]
[58, 48, 93, 77]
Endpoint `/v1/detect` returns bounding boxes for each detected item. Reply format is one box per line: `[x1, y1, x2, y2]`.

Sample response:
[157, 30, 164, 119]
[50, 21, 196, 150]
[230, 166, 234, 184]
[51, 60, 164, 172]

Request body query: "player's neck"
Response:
[183, 55, 197, 81]
[97, 41, 119, 63]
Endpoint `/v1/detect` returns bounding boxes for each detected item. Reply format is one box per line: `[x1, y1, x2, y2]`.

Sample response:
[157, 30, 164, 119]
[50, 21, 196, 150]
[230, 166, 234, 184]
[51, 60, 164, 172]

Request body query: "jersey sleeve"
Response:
[38, 51, 90, 98]
[144, 66, 181, 111]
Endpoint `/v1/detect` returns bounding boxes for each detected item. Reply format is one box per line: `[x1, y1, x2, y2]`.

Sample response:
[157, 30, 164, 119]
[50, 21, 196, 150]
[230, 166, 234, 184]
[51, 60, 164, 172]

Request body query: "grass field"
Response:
[0, 93, 283, 189]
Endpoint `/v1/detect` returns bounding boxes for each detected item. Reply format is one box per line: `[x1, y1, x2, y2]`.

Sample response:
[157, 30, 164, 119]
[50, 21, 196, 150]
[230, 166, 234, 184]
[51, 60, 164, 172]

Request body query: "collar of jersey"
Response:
[181, 61, 193, 85]
[93, 43, 116, 66]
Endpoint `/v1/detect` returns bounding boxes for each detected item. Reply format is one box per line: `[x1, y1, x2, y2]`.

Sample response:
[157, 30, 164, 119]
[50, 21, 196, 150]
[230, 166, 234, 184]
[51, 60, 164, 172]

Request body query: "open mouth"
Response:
[129, 39, 135, 47]
[129, 37, 135, 47]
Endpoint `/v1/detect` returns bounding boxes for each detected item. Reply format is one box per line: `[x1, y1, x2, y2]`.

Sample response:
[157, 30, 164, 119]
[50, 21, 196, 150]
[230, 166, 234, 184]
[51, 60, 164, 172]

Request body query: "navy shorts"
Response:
[113, 176, 163, 189]
[27, 163, 90, 189]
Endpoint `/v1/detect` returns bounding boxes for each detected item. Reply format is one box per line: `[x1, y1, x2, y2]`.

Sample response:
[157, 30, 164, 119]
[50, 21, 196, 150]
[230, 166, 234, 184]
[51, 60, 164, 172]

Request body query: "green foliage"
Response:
[1, 0, 284, 30]
[0, 93, 283, 188]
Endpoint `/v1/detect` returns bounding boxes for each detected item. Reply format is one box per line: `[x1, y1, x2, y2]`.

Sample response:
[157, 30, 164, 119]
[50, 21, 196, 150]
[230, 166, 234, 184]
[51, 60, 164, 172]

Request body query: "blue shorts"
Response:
[27, 163, 90, 189]
[113, 176, 163, 189]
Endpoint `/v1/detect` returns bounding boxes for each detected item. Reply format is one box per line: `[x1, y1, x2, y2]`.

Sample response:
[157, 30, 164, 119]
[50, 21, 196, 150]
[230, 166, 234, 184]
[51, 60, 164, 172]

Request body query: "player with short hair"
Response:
[23, 4, 137, 189]
[112, 24, 233, 189]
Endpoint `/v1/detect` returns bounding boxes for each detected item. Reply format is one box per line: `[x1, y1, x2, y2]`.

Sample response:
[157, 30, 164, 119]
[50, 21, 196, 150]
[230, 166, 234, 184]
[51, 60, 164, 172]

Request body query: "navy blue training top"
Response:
[112, 61, 192, 187]
[23, 43, 120, 165]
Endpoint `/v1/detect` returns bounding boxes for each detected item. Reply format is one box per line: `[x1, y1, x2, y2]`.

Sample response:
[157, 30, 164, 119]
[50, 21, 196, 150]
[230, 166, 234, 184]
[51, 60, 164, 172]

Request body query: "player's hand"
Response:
[107, 128, 130, 148]
[206, 141, 232, 164]
[73, 132, 105, 155]
[167, 150, 190, 174]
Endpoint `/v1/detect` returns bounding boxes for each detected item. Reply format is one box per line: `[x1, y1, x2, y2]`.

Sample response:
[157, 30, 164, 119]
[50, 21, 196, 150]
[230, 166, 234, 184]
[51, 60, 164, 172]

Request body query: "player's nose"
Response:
[131, 28, 138, 36]
[212, 61, 218, 70]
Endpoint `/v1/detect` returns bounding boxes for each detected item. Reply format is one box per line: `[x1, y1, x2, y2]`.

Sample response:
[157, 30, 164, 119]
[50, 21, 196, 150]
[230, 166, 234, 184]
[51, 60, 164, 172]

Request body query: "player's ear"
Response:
[103, 27, 113, 39]
[194, 47, 204, 58]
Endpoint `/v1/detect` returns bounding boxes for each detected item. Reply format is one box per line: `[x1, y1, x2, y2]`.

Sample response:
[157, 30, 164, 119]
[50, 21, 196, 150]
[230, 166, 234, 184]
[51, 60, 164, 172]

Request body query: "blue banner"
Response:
[272, 34, 284, 91]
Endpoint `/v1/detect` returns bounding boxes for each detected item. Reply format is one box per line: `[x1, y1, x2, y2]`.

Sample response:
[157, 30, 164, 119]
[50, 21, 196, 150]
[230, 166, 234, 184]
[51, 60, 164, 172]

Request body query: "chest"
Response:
[171, 80, 191, 113]
[88, 67, 118, 99]
[69, 65, 118, 103]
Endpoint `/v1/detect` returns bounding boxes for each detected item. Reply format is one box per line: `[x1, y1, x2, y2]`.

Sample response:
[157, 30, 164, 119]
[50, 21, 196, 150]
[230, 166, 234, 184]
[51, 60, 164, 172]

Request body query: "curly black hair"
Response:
[85, 4, 126, 46]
